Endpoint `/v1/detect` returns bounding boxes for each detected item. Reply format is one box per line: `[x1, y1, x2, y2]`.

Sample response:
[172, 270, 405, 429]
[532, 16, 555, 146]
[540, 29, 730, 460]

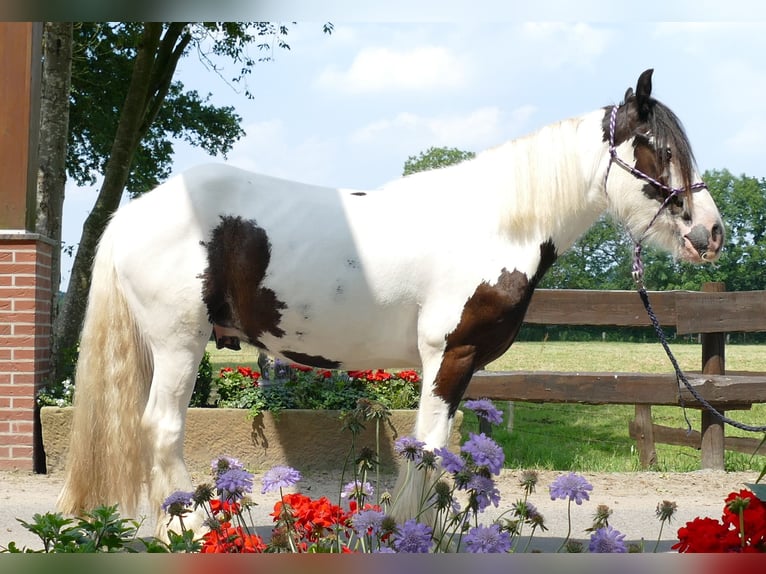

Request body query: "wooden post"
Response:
[632, 404, 657, 469]
[700, 282, 726, 470]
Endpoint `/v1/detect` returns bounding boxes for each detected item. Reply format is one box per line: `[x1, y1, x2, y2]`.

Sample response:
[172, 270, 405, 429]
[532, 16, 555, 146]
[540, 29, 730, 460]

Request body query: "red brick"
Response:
[12, 299, 38, 312]
[2, 312, 35, 325]
[9, 397, 34, 410]
[10, 420, 33, 434]
[11, 275, 37, 287]
[9, 373, 35, 384]
[0, 286, 36, 299]
[0, 433, 34, 445]
[12, 251, 38, 263]
[11, 323, 40, 336]
[0, 335, 34, 347]
[0, 262, 35, 275]
[0, 384, 35, 397]
[0, 460, 33, 471]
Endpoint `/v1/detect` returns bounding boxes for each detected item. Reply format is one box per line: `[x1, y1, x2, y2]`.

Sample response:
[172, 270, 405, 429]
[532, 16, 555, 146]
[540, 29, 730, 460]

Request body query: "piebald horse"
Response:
[58, 69, 724, 534]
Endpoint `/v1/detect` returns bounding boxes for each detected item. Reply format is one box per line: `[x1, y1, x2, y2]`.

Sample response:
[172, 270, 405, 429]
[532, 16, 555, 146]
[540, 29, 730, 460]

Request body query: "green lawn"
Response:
[207, 341, 766, 473]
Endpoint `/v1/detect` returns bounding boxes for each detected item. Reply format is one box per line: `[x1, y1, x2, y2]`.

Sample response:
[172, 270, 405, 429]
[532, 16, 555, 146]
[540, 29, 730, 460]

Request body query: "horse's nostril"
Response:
[711, 223, 723, 240]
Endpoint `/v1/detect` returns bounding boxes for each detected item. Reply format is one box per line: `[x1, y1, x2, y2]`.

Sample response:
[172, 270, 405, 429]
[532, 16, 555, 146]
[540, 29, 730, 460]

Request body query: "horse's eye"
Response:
[664, 147, 672, 162]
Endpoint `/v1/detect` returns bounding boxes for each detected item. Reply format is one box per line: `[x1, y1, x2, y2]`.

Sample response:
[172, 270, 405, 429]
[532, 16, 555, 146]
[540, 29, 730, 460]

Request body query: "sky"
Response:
[60, 17, 766, 290]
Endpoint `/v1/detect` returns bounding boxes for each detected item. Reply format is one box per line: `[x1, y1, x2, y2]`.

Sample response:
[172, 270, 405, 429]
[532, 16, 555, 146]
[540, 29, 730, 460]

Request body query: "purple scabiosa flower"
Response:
[463, 523, 512, 553]
[341, 479, 374, 500]
[351, 508, 386, 537]
[394, 436, 427, 462]
[261, 465, 302, 494]
[549, 472, 593, 505]
[435, 446, 465, 474]
[391, 519, 433, 553]
[461, 432, 504, 475]
[463, 399, 504, 425]
[588, 526, 627, 553]
[466, 474, 501, 512]
[161, 490, 194, 515]
[211, 455, 244, 477]
[216, 468, 254, 500]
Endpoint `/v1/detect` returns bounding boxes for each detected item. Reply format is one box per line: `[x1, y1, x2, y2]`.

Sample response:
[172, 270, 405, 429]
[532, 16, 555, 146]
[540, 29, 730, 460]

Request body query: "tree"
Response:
[402, 146, 476, 176]
[53, 22, 332, 383]
[540, 216, 635, 290]
[36, 22, 73, 328]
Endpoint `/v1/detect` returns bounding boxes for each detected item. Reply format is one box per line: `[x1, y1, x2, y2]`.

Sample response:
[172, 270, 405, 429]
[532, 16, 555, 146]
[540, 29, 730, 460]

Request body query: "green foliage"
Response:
[68, 23, 247, 196]
[211, 363, 420, 417]
[189, 351, 213, 407]
[3, 505, 141, 553]
[67, 21, 333, 197]
[402, 146, 476, 176]
[540, 215, 635, 291]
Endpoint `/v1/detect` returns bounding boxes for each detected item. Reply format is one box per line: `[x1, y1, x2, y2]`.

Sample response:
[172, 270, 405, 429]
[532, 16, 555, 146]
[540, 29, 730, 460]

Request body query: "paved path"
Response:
[0, 468, 756, 552]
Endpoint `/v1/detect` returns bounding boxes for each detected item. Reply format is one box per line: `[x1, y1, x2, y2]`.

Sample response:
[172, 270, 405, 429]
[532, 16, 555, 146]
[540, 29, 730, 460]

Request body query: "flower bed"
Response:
[40, 407, 464, 475]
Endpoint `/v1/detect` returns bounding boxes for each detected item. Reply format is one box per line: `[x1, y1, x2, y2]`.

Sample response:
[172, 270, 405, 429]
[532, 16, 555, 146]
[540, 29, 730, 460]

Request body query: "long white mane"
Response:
[380, 110, 608, 252]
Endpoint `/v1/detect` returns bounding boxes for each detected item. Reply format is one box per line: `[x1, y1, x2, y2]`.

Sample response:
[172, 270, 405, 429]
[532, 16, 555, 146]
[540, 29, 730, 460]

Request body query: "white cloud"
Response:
[519, 23, 612, 70]
[351, 105, 537, 153]
[226, 119, 339, 187]
[316, 45, 467, 94]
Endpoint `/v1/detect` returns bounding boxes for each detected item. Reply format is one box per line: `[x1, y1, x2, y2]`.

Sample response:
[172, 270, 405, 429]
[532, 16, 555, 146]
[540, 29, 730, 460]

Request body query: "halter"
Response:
[603, 105, 707, 285]
[605, 106, 766, 434]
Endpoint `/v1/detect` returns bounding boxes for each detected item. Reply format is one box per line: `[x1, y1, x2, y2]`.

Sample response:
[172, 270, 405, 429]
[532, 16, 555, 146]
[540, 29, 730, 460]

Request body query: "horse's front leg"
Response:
[389, 339, 475, 523]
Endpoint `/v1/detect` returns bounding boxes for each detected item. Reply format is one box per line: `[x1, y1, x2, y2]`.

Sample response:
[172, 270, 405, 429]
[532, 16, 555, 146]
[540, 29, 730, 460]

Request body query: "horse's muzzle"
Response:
[684, 221, 724, 263]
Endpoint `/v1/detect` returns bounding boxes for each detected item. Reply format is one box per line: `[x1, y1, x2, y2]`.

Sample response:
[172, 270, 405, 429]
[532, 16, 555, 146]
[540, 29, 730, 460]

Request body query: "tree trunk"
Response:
[53, 23, 191, 383]
[36, 22, 73, 381]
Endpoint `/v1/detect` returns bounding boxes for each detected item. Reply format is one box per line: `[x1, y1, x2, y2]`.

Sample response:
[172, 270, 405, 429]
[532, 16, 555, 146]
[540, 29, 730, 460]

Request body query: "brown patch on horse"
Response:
[280, 351, 342, 370]
[201, 216, 287, 348]
[434, 241, 557, 413]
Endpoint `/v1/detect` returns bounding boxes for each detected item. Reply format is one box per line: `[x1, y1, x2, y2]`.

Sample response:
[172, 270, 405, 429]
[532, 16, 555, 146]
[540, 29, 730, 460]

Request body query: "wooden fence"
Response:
[463, 282, 766, 469]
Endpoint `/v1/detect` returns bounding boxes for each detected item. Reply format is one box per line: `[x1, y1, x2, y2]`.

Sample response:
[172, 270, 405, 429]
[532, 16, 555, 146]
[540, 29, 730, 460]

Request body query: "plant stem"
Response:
[556, 500, 573, 553]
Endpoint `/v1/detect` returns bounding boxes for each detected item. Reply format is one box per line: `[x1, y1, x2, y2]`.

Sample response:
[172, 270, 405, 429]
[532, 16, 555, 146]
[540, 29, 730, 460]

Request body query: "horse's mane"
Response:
[646, 100, 698, 200]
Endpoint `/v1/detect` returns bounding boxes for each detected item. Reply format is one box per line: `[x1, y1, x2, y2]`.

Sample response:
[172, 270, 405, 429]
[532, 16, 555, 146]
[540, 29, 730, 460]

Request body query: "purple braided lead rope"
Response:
[605, 105, 766, 434]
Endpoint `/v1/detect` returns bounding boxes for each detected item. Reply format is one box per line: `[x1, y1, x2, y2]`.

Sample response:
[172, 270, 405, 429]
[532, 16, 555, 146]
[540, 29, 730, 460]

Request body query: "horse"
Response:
[57, 69, 724, 535]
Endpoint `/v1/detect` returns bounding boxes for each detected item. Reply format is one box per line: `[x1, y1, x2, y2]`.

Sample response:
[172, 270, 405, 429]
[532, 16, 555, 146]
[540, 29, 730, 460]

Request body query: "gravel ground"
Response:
[0, 467, 758, 553]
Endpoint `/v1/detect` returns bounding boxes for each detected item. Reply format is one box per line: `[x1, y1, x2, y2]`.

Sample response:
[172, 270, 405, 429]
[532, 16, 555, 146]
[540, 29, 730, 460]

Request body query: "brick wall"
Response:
[0, 234, 54, 471]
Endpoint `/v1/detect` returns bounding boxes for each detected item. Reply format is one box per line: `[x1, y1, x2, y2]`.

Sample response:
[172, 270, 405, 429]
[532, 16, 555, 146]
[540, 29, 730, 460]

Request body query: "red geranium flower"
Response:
[290, 364, 314, 372]
[673, 516, 739, 553]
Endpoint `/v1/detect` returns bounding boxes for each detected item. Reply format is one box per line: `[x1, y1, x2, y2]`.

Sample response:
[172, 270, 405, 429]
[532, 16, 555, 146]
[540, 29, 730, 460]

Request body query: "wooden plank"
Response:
[675, 290, 766, 334]
[523, 289, 766, 334]
[524, 289, 678, 328]
[629, 424, 766, 456]
[466, 371, 766, 406]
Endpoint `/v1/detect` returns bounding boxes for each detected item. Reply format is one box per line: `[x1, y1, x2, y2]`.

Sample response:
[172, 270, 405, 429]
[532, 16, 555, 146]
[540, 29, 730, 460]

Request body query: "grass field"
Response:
[207, 341, 766, 473]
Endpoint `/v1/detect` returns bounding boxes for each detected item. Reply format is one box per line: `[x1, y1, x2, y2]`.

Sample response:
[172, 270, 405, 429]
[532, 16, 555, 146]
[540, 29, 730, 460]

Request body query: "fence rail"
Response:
[463, 283, 766, 469]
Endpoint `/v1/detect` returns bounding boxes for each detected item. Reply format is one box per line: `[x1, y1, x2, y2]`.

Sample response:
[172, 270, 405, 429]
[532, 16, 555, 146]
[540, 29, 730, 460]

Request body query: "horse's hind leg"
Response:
[142, 331, 210, 535]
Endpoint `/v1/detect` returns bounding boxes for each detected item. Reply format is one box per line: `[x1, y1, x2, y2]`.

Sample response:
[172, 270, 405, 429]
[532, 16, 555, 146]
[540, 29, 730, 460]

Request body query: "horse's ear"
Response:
[635, 69, 654, 119]
[623, 87, 634, 103]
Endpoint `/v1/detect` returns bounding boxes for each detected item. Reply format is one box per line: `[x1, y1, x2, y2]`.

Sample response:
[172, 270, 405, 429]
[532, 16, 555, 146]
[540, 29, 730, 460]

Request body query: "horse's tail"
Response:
[57, 222, 153, 517]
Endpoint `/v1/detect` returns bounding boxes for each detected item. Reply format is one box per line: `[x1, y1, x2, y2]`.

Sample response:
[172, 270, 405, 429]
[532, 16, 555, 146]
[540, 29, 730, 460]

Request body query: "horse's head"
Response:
[603, 69, 724, 264]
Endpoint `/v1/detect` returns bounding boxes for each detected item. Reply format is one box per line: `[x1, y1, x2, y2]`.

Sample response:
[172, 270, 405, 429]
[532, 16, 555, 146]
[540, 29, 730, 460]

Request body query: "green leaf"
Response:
[744, 483, 766, 502]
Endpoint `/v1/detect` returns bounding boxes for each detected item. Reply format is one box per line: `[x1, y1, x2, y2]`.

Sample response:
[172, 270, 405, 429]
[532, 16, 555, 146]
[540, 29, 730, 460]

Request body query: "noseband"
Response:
[603, 105, 707, 283]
